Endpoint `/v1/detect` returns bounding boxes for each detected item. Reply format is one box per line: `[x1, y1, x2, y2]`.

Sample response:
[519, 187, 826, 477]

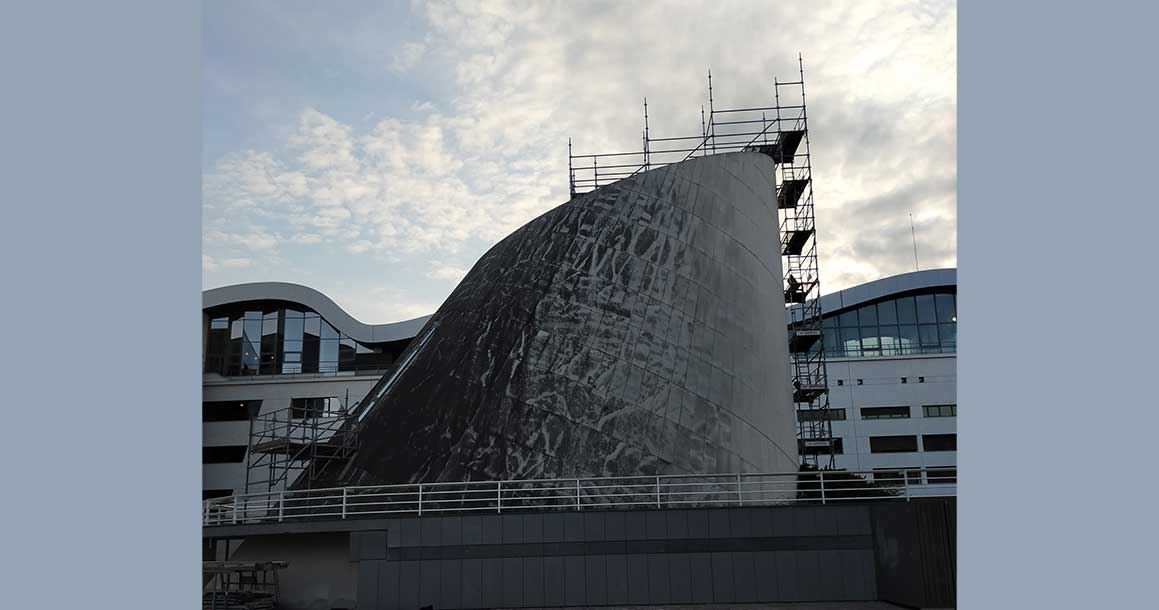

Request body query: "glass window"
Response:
[797, 408, 846, 422]
[202, 400, 260, 422]
[915, 294, 937, 324]
[284, 316, 304, 342]
[935, 294, 956, 323]
[798, 438, 844, 455]
[938, 323, 956, 349]
[320, 320, 338, 340]
[923, 404, 957, 417]
[861, 406, 910, 419]
[211, 317, 229, 329]
[879, 325, 900, 355]
[230, 319, 243, 340]
[244, 310, 262, 320]
[919, 324, 940, 346]
[304, 313, 321, 336]
[822, 317, 838, 332]
[841, 327, 861, 357]
[896, 296, 917, 324]
[285, 309, 304, 319]
[869, 435, 918, 453]
[927, 467, 957, 484]
[281, 363, 302, 374]
[877, 299, 897, 325]
[203, 445, 247, 464]
[858, 304, 877, 326]
[838, 309, 858, 328]
[898, 325, 919, 354]
[922, 434, 957, 452]
[283, 340, 303, 353]
[320, 339, 339, 366]
[860, 326, 880, 355]
[823, 329, 840, 355]
[284, 353, 301, 362]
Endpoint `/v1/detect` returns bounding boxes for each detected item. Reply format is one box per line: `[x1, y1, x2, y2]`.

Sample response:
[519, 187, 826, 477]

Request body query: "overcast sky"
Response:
[203, 0, 956, 324]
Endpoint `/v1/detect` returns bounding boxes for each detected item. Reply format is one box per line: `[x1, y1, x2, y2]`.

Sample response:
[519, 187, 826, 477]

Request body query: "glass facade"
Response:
[204, 302, 411, 377]
[820, 288, 956, 359]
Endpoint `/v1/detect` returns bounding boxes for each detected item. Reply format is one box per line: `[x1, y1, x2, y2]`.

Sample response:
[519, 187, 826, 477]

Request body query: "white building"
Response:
[202, 269, 956, 497]
[799, 268, 957, 494]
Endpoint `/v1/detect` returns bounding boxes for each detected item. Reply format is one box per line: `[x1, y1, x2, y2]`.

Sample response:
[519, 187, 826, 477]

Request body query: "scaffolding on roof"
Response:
[568, 54, 835, 469]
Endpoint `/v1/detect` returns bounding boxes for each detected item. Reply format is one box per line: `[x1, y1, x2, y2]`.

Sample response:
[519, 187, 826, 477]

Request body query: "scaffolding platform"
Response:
[781, 227, 814, 256]
[793, 383, 828, 403]
[778, 178, 810, 209]
[784, 278, 816, 304]
[750, 129, 805, 164]
[251, 438, 352, 460]
[788, 328, 822, 353]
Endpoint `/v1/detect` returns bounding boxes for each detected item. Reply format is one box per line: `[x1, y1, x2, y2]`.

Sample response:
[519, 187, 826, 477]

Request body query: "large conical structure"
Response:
[345, 152, 797, 484]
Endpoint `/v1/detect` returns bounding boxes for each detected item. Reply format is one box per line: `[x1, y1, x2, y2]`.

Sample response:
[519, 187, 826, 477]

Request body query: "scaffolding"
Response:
[568, 55, 835, 469]
[244, 394, 360, 495]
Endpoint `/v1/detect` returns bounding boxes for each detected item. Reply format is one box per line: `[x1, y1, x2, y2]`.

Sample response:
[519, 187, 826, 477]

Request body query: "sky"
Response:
[203, 0, 956, 324]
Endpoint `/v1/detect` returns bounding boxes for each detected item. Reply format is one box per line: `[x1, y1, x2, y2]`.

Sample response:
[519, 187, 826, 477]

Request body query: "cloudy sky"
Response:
[203, 0, 956, 323]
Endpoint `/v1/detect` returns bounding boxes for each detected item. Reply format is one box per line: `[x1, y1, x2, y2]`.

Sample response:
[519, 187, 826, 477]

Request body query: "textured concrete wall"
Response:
[350, 152, 796, 483]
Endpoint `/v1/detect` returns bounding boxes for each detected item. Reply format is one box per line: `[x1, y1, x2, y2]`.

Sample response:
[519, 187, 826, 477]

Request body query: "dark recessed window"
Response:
[900, 377, 908, 384]
[923, 404, 957, 417]
[203, 445, 247, 464]
[291, 396, 340, 419]
[869, 435, 918, 453]
[798, 438, 844, 455]
[203, 489, 234, 500]
[918, 376, 925, 383]
[202, 400, 261, 422]
[836, 379, 844, 386]
[797, 408, 847, 422]
[873, 469, 924, 486]
[922, 434, 957, 452]
[861, 406, 910, 420]
[856, 379, 863, 385]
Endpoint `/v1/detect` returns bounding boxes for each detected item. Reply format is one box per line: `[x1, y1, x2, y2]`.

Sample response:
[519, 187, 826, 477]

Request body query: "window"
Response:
[877, 299, 897, 325]
[798, 438, 844, 455]
[203, 445, 247, 464]
[858, 304, 877, 326]
[203, 489, 234, 500]
[202, 400, 260, 422]
[923, 404, 956, 417]
[797, 408, 846, 422]
[861, 406, 910, 419]
[869, 435, 918, 453]
[915, 294, 937, 324]
[291, 397, 340, 419]
[922, 434, 957, 451]
[927, 467, 956, 484]
[935, 293, 956, 323]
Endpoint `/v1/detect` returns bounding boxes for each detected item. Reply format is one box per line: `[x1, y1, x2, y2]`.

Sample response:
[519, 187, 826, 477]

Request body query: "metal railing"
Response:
[204, 467, 957, 526]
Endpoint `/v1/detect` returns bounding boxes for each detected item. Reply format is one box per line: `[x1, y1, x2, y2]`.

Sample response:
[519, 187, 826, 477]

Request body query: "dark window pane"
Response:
[202, 445, 247, 464]
[798, 438, 844, 455]
[869, 435, 918, 453]
[898, 325, 919, 354]
[927, 467, 957, 484]
[879, 325, 900, 355]
[923, 404, 956, 417]
[915, 294, 937, 324]
[877, 300, 897, 325]
[797, 408, 846, 422]
[841, 327, 861, 357]
[839, 310, 858, 328]
[896, 297, 917, 324]
[822, 317, 838, 331]
[861, 406, 910, 419]
[923, 434, 957, 451]
[202, 400, 260, 422]
[284, 317, 304, 342]
[858, 304, 877, 326]
[822, 329, 840, 355]
[939, 323, 956, 349]
[935, 294, 956, 323]
[919, 324, 940, 346]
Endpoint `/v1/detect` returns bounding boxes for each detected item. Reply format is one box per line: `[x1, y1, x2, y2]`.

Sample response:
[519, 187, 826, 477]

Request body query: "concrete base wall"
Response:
[228, 532, 356, 610]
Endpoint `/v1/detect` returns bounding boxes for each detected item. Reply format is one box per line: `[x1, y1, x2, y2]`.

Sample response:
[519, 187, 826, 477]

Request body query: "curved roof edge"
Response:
[796, 268, 957, 317]
[202, 282, 432, 344]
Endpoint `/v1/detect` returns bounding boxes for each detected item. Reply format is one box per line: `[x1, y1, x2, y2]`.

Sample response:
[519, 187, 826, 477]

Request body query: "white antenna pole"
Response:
[909, 213, 920, 271]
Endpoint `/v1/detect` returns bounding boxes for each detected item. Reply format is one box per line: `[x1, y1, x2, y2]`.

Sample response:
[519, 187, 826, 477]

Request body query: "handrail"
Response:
[204, 467, 956, 526]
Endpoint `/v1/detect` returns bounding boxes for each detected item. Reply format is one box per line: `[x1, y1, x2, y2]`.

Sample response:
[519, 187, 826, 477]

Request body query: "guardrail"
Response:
[204, 468, 956, 526]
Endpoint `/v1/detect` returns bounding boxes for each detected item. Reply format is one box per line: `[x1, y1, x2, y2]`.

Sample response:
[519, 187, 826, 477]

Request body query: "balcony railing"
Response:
[203, 467, 957, 526]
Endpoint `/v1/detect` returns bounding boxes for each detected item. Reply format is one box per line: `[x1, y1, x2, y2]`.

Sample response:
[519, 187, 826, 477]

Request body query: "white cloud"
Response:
[426, 262, 468, 283]
[204, 1, 956, 305]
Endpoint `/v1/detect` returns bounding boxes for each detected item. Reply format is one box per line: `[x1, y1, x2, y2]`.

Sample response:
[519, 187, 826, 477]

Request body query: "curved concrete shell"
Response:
[348, 152, 797, 483]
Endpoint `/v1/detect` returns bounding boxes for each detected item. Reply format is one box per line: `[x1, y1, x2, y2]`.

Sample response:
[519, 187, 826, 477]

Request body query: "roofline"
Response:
[202, 282, 431, 344]
[794, 268, 957, 317]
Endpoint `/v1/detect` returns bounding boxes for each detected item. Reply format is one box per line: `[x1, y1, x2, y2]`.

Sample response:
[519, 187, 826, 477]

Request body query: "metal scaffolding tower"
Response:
[244, 395, 360, 494]
[568, 55, 835, 469]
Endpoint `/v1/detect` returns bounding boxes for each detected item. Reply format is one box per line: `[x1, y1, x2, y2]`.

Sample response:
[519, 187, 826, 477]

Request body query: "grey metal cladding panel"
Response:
[774, 551, 798, 601]
[460, 558, 483, 610]
[562, 512, 584, 542]
[668, 553, 693, 603]
[582, 512, 606, 541]
[441, 515, 462, 546]
[626, 555, 651, 605]
[520, 557, 544, 608]
[399, 517, 421, 547]
[397, 561, 420, 610]
[501, 557, 522, 608]
[500, 513, 523, 544]
[835, 505, 872, 536]
[420, 518, 441, 547]
[461, 515, 483, 545]
[818, 550, 846, 600]
[754, 551, 779, 602]
[585, 555, 608, 606]
[605, 554, 629, 605]
[647, 553, 672, 605]
[563, 555, 588, 606]
[346, 153, 796, 486]
[796, 550, 823, 600]
[358, 560, 380, 610]
[733, 551, 758, 603]
[480, 558, 503, 609]
[689, 552, 715, 604]
[418, 561, 441, 607]
[710, 552, 736, 603]
[379, 561, 401, 610]
[543, 556, 566, 607]
[440, 560, 462, 609]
